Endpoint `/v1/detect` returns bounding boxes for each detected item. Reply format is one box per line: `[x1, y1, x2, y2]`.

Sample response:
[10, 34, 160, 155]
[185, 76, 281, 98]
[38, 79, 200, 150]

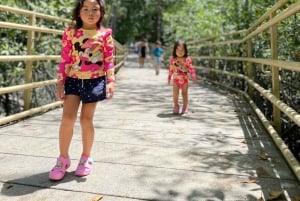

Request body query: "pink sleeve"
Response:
[186, 57, 197, 81]
[57, 27, 73, 84]
[103, 29, 115, 83]
[168, 57, 175, 82]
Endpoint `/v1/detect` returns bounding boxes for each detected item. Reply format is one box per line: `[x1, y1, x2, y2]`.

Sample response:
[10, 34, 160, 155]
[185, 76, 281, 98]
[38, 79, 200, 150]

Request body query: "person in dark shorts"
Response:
[49, 0, 115, 181]
[138, 39, 148, 68]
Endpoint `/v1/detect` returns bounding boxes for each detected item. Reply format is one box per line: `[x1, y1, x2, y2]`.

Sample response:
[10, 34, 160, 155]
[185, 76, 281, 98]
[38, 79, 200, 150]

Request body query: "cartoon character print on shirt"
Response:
[74, 38, 103, 71]
[174, 58, 188, 74]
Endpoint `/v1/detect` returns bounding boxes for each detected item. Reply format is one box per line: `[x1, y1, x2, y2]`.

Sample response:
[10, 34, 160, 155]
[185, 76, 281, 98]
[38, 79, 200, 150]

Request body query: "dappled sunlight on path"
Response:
[0, 54, 299, 201]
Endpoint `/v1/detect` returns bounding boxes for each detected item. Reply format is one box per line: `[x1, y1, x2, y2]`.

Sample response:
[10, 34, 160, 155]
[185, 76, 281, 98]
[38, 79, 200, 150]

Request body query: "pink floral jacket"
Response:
[57, 26, 115, 84]
[168, 56, 197, 88]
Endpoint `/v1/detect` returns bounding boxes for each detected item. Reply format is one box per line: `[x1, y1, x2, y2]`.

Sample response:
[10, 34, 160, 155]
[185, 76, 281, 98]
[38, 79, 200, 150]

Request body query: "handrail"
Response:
[0, 5, 127, 125]
[0, 80, 57, 95]
[194, 56, 300, 72]
[196, 68, 300, 184]
[246, 0, 289, 32]
[0, 55, 60, 62]
[188, 31, 246, 48]
[189, 0, 300, 48]
[0, 102, 64, 125]
[0, 21, 64, 34]
[0, 60, 125, 125]
[190, 0, 300, 182]
[0, 5, 71, 23]
[194, 66, 300, 127]
[243, 1, 300, 42]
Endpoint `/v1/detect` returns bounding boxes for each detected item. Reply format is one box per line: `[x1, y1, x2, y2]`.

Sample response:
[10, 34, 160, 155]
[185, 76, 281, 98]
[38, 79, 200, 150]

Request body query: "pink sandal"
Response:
[75, 155, 93, 177]
[49, 156, 71, 181]
[182, 106, 188, 114]
[173, 104, 180, 114]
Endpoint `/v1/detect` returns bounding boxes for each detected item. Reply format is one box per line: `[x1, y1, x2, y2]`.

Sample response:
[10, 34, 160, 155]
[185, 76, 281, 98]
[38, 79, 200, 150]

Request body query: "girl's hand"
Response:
[56, 83, 65, 101]
[106, 82, 115, 99]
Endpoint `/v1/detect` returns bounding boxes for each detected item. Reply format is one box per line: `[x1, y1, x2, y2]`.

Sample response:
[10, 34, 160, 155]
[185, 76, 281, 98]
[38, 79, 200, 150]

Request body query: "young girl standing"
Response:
[168, 40, 197, 115]
[49, 0, 115, 181]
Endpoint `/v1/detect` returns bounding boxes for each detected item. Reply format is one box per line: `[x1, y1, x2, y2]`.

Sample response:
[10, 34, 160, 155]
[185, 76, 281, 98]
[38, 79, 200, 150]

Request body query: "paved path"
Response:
[1, 54, 299, 201]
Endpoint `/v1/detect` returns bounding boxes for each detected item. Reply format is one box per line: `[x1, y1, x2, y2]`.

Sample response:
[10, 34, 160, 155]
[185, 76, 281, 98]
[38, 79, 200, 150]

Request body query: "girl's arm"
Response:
[186, 57, 197, 82]
[103, 29, 115, 99]
[168, 57, 175, 84]
[57, 27, 73, 84]
[103, 29, 115, 83]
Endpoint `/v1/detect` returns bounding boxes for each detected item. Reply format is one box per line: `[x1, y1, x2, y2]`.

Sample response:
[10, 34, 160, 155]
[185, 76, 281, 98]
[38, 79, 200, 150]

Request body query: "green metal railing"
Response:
[188, 0, 300, 181]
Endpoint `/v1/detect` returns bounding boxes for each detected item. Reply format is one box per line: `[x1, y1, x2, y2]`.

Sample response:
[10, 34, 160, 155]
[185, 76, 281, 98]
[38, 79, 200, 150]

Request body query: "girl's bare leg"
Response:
[173, 84, 180, 106]
[139, 57, 145, 67]
[181, 84, 188, 108]
[59, 95, 81, 158]
[80, 102, 97, 157]
[155, 65, 160, 75]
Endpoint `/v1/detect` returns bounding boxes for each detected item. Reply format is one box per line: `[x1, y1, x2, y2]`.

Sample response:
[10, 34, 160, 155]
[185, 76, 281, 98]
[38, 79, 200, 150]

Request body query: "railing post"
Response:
[247, 39, 253, 98]
[210, 45, 216, 80]
[24, 13, 36, 110]
[114, 46, 117, 65]
[270, 11, 281, 134]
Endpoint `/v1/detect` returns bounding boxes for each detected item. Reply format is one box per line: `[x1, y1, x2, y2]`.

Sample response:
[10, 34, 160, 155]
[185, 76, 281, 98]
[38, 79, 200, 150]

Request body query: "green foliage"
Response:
[104, 0, 186, 44]
[163, 0, 226, 45]
[0, 0, 72, 116]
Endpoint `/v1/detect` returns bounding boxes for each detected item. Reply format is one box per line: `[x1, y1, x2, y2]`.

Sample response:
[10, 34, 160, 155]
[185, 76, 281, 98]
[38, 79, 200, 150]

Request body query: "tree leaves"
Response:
[0, 0, 70, 116]
[163, 0, 226, 43]
[107, 0, 183, 43]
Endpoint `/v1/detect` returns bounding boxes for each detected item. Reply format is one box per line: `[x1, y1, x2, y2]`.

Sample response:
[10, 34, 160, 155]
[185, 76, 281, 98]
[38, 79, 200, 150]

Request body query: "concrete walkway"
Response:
[0, 54, 299, 201]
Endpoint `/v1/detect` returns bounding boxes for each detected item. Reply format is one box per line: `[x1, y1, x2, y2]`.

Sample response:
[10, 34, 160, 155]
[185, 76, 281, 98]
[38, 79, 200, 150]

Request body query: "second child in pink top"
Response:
[168, 40, 197, 115]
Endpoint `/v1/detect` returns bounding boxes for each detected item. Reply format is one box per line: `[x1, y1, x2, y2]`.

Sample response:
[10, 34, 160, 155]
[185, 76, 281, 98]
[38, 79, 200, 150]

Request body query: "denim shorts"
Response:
[64, 76, 106, 103]
[154, 56, 162, 66]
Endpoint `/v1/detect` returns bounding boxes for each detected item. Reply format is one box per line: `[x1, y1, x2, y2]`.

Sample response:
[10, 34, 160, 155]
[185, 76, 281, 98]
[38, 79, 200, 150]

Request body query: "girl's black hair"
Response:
[172, 40, 188, 58]
[72, 0, 106, 29]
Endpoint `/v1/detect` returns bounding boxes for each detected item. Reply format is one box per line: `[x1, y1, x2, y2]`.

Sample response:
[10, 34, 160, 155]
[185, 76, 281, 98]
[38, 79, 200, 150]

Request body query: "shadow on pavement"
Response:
[1, 171, 87, 197]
